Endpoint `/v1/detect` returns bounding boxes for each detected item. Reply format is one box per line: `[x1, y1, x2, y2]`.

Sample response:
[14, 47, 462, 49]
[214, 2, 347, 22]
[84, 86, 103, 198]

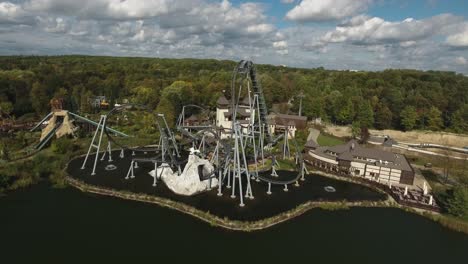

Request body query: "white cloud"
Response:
[0, 2, 31, 24]
[320, 14, 463, 45]
[446, 23, 468, 47]
[0, 0, 468, 75]
[455, 56, 467, 65]
[273, 40, 288, 49]
[285, 0, 372, 22]
[25, 0, 196, 19]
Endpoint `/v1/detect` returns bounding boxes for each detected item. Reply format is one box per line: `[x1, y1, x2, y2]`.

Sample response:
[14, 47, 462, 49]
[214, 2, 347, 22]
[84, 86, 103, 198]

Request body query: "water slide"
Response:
[68, 112, 128, 137]
[34, 121, 62, 150]
[30, 112, 53, 132]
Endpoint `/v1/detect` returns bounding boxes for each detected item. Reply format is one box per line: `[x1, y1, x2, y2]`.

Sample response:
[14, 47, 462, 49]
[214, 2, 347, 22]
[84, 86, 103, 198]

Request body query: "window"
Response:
[370, 172, 379, 180]
[354, 169, 360, 175]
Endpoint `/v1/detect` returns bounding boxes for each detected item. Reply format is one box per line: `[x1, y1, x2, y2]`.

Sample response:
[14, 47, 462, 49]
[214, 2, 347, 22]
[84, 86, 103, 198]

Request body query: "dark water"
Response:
[1, 184, 467, 263]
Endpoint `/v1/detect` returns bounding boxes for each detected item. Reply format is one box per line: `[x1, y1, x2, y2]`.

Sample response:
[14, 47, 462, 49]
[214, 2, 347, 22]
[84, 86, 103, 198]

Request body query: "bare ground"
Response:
[324, 125, 468, 148]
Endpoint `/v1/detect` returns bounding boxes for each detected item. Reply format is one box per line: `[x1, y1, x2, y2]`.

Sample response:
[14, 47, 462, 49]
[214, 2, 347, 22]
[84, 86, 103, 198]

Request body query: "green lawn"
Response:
[317, 133, 345, 146]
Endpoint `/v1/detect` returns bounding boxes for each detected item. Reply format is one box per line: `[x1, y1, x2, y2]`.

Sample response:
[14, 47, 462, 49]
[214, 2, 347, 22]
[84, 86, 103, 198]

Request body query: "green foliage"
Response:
[374, 103, 393, 129]
[356, 100, 374, 128]
[0, 100, 13, 114]
[400, 106, 418, 131]
[0, 173, 10, 189]
[51, 137, 75, 154]
[446, 186, 468, 220]
[427, 106, 443, 131]
[0, 56, 467, 132]
[317, 133, 344, 146]
[450, 104, 468, 133]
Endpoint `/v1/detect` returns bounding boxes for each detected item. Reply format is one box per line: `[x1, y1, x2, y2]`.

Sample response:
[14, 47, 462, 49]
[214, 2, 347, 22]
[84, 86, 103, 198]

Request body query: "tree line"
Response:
[0, 55, 467, 133]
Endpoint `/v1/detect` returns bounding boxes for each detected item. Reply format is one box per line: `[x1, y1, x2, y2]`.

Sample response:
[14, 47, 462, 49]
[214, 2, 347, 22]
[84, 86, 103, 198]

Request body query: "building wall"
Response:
[350, 161, 366, 176]
[306, 148, 414, 186]
[269, 124, 297, 138]
[216, 107, 255, 138]
[364, 165, 402, 184]
[400, 170, 415, 185]
[308, 151, 338, 165]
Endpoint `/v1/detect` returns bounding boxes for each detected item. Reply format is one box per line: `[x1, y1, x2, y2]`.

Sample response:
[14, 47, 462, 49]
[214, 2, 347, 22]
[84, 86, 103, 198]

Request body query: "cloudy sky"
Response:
[1, 0, 467, 73]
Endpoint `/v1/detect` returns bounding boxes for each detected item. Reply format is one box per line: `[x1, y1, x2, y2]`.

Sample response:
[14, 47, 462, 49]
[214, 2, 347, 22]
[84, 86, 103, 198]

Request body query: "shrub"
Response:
[51, 137, 76, 154]
[446, 186, 468, 220]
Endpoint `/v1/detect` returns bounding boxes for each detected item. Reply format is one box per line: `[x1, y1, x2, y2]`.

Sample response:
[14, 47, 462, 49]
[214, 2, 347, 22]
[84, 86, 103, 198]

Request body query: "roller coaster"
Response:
[80, 60, 308, 207]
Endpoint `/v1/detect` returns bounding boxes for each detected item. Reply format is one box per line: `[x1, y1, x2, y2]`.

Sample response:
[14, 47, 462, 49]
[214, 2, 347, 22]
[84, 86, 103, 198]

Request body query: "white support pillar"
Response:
[119, 148, 124, 158]
[125, 161, 134, 180]
[267, 182, 272, 195]
[152, 162, 157, 187]
[271, 166, 278, 177]
[283, 184, 288, 192]
[227, 166, 231, 188]
[217, 168, 223, 196]
[81, 115, 107, 176]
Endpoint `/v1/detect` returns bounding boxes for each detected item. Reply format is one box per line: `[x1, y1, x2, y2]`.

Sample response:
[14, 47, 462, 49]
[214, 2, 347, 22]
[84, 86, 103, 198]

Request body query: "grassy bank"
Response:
[317, 133, 345, 146]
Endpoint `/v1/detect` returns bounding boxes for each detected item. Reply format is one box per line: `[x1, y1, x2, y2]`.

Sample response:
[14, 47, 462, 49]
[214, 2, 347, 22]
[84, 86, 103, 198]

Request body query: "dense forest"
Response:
[0, 55, 467, 133]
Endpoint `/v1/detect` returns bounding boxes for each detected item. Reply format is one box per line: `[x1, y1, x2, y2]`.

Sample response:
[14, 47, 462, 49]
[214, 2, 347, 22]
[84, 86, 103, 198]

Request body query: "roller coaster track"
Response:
[231, 60, 273, 143]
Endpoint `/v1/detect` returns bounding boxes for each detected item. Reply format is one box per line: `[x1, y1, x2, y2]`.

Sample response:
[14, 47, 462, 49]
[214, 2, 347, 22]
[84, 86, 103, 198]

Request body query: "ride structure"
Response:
[79, 60, 309, 207]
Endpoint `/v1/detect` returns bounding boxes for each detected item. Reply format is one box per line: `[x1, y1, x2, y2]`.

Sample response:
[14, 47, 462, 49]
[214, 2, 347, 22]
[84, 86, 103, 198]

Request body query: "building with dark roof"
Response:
[305, 139, 415, 186]
[267, 113, 307, 138]
[215, 95, 254, 137]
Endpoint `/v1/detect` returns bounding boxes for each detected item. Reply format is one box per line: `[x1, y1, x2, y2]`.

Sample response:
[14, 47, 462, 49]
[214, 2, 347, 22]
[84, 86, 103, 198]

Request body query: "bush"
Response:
[50, 171, 67, 188]
[51, 137, 76, 154]
[0, 173, 10, 189]
[446, 186, 468, 220]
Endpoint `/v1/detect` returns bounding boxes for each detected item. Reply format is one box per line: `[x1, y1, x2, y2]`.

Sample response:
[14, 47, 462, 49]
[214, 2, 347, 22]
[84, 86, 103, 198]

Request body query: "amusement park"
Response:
[0, 60, 450, 224]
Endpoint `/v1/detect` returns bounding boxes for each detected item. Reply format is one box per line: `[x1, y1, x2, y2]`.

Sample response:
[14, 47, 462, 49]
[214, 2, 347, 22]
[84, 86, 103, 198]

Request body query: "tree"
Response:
[156, 81, 194, 126]
[356, 100, 374, 128]
[400, 106, 418, 131]
[374, 103, 393, 129]
[80, 89, 93, 113]
[351, 121, 361, 138]
[446, 186, 468, 220]
[131, 86, 159, 108]
[336, 99, 354, 125]
[427, 106, 443, 131]
[451, 104, 468, 132]
[0, 100, 13, 115]
[30, 81, 49, 115]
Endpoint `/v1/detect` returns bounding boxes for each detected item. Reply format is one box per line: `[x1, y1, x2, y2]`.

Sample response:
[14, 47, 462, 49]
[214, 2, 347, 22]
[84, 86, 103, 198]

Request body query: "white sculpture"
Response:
[149, 152, 218, 196]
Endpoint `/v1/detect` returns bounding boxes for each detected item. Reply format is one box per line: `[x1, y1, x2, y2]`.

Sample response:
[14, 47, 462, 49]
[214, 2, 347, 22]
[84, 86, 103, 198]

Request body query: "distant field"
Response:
[317, 133, 344, 146]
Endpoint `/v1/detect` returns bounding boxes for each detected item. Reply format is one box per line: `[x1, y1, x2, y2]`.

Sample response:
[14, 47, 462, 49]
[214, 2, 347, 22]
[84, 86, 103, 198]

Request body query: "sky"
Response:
[0, 0, 467, 74]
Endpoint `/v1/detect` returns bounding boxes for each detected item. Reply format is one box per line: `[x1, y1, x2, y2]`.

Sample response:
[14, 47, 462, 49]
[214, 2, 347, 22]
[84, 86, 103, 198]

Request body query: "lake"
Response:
[1, 184, 467, 263]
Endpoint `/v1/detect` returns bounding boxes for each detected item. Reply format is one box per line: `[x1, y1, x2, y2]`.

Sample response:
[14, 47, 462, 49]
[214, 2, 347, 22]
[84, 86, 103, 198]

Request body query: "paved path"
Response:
[307, 128, 320, 142]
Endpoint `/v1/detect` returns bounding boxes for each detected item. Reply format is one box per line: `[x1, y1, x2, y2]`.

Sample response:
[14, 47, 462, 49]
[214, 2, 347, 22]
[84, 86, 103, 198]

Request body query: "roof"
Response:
[185, 115, 198, 121]
[224, 108, 251, 118]
[240, 96, 251, 106]
[217, 96, 230, 106]
[311, 139, 413, 172]
[276, 113, 307, 121]
[270, 113, 307, 129]
[304, 139, 319, 148]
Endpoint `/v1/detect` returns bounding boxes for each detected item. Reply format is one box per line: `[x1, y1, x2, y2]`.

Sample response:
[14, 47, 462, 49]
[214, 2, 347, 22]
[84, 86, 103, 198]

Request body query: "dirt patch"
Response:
[324, 125, 468, 148]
